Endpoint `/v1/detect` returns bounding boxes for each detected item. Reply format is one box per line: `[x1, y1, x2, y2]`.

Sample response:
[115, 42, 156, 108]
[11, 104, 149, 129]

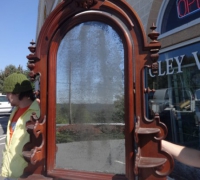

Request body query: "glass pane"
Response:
[161, 0, 200, 33]
[56, 21, 125, 174]
[145, 41, 200, 178]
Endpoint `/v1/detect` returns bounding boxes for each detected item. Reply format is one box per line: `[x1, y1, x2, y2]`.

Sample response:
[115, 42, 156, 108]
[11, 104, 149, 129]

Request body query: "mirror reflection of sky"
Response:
[57, 21, 124, 104]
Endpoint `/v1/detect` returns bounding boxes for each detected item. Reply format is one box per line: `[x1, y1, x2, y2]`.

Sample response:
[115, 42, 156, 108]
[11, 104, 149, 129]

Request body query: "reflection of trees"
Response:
[112, 95, 124, 123]
[56, 103, 93, 124]
[57, 103, 114, 124]
[73, 104, 92, 123]
[56, 100, 126, 124]
[56, 103, 69, 124]
[94, 110, 106, 123]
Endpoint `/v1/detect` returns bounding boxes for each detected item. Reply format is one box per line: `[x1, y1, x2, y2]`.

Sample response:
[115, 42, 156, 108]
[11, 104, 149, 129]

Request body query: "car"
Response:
[149, 88, 195, 114]
[0, 95, 12, 115]
[148, 88, 169, 114]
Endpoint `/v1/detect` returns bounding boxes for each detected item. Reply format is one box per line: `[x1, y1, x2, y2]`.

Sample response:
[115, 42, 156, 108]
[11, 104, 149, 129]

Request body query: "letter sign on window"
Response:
[177, 0, 200, 18]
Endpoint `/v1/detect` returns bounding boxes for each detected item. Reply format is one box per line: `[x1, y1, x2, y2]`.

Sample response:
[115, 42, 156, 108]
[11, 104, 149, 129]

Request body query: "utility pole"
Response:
[69, 61, 72, 124]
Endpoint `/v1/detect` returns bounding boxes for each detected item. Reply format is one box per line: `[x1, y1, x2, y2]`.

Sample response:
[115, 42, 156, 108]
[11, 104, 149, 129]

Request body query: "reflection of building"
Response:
[35, 1, 200, 179]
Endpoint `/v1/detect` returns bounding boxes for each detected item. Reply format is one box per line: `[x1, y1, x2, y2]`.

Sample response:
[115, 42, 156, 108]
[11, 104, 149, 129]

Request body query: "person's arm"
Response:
[162, 140, 200, 168]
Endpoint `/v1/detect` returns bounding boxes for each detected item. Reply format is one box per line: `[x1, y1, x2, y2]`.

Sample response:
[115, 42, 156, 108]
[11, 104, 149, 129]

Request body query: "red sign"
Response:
[177, 0, 200, 18]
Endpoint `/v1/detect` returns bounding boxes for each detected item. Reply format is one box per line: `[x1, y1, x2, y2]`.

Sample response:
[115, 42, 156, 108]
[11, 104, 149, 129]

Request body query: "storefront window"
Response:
[147, 42, 200, 149]
[161, 0, 200, 33]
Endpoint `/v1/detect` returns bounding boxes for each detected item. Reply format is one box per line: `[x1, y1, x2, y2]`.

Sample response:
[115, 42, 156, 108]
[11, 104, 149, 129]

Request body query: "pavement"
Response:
[0, 115, 9, 180]
[56, 139, 125, 173]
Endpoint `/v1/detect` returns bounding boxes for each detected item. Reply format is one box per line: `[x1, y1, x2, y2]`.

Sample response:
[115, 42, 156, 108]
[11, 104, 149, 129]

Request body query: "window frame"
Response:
[45, 7, 137, 180]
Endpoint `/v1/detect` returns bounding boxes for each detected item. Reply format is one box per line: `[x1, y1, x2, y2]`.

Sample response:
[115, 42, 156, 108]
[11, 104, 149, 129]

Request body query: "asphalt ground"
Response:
[0, 115, 9, 180]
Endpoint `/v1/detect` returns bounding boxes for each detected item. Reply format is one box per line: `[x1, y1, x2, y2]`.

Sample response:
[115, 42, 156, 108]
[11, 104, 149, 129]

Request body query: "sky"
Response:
[0, 0, 39, 71]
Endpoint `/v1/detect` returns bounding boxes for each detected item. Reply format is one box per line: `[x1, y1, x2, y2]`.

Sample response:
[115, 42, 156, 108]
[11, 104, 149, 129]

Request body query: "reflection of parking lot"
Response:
[56, 139, 125, 174]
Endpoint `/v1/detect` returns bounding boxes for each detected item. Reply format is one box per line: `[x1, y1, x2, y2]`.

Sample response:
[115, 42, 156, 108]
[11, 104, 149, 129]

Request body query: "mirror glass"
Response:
[56, 21, 125, 174]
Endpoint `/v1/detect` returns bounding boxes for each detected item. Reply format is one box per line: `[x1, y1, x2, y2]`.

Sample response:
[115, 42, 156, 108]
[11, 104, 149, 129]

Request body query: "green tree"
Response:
[56, 103, 70, 124]
[112, 95, 124, 123]
[73, 104, 92, 123]
[0, 64, 28, 93]
[94, 110, 106, 123]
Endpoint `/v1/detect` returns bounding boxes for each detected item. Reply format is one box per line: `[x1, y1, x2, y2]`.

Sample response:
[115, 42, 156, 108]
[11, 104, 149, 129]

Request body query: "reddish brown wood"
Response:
[22, 113, 46, 176]
[23, 0, 174, 179]
[133, 25, 174, 179]
[19, 174, 52, 180]
[48, 169, 128, 180]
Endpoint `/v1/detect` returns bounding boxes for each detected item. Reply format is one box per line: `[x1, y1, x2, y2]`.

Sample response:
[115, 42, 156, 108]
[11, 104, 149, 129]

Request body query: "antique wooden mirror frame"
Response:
[24, 0, 174, 180]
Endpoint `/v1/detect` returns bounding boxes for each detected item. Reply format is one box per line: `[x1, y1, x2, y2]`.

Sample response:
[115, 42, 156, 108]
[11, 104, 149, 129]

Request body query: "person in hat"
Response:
[0, 72, 40, 180]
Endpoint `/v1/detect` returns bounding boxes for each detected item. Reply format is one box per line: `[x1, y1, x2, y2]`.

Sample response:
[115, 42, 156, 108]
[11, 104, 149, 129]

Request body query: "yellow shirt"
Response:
[9, 106, 29, 143]
[1, 100, 40, 178]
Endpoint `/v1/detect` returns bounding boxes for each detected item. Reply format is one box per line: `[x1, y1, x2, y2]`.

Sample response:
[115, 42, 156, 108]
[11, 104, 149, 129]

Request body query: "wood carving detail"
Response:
[75, 0, 97, 9]
[19, 174, 52, 180]
[27, 40, 40, 81]
[19, 0, 175, 179]
[134, 116, 174, 177]
[133, 25, 174, 179]
[147, 23, 161, 75]
[22, 113, 46, 165]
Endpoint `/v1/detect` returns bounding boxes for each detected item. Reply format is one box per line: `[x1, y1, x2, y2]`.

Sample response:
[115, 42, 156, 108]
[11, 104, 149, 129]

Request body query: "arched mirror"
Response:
[55, 21, 125, 174]
[26, 1, 174, 179]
